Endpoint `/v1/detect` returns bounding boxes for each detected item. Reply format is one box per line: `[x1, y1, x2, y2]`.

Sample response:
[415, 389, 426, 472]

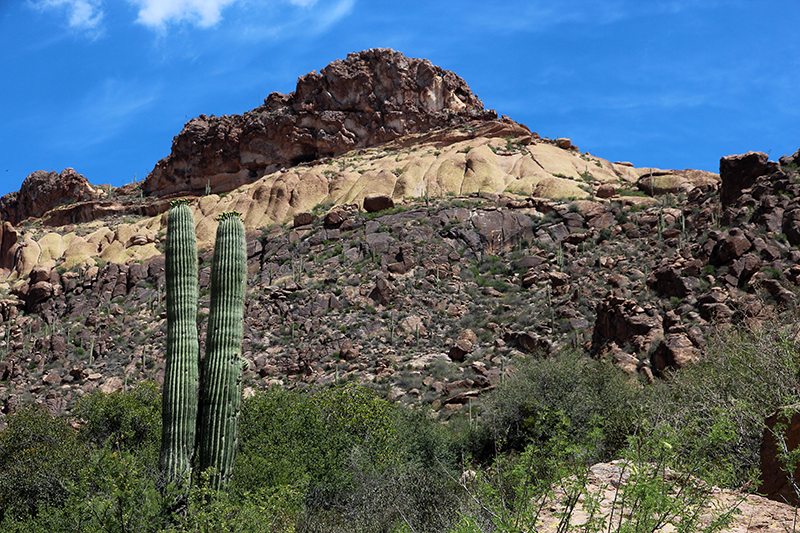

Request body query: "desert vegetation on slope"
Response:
[0, 309, 799, 531]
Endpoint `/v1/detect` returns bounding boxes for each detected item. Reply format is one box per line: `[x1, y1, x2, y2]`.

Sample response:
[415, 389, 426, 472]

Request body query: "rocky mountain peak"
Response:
[0, 168, 103, 226]
[143, 48, 499, 198]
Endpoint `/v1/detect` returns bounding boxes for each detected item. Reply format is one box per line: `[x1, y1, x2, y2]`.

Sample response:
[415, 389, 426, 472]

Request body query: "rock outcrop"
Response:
[0, 168, 103, 225]
[143, 48, 499, 197]
[719, 151, 780, 208]
[760, 405, 800, 506]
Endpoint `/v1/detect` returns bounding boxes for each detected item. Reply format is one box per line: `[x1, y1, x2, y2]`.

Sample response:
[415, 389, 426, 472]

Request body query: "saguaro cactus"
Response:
[160, 200, 200, 487]
[196, 212, 247, 489]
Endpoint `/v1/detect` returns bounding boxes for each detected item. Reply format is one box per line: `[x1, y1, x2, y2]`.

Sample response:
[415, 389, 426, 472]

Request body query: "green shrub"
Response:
[640, 314, 800, 487]
[74, 381, 162, 450]
[0, 405, 87, 521]
[481, 350, 639, 464]
[234, 384, 466, 531]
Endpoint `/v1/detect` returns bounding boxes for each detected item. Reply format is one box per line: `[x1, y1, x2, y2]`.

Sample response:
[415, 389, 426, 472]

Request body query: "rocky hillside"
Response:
[1, 49, 800, 505]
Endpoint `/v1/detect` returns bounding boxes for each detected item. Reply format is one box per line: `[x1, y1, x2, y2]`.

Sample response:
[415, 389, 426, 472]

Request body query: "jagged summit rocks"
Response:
[144, 48, 499, 198]
[0, 168, 103, 226]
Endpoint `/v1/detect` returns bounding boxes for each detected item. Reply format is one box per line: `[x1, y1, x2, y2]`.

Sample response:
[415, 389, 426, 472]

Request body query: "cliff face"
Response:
[143, 48, 499, 197]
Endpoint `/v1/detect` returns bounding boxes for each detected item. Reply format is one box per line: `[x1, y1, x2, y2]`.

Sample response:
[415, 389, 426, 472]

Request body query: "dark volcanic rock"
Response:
[761, 406, 800, 506]
[719, 151, 780, 208]
[0, 168, 101, 225]
[144, 48, 498, 197]
[592, 295, 663, 355]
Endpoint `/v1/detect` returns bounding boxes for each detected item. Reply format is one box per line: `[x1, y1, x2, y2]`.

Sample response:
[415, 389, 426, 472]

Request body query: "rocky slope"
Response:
[1, 48, 800, 508]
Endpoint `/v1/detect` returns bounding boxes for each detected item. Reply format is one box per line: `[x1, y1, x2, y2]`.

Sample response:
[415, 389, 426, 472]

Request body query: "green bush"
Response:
[74, 381, 162, 450]
[235, 384, 405, 494]
[234, 384, 466, 531]
[482, 350, 639, 464]
[0, 405, 87, 521]
[640, 315, 800, 487]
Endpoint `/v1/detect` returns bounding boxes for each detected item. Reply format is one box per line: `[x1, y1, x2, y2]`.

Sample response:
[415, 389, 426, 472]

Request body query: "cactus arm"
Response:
[197, 211, 247, 489]
[159, 199, 200, 487]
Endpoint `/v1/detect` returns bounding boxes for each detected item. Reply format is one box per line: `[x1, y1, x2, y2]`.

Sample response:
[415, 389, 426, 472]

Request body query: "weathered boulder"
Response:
[506, 331, 552, 355]
[0, 221, 18, 272]
[363, 194, 395, 213]
[448, 339, 474, 362]
[592, 295, 663, 355]
[534, 459, 800, 531]
[595, 183, 616, 198]
[710, 228, 752, 265]
[636, 168, 719, 197]
[730, 253, 762, 287]
[762, 279, 796, 306]
[781, 206, 800, 246]
[647, 265, 696, 298]
[293, 212, 318, 227]
[369, 276, 397, 305]
[761, 406, 800, 506]
[720, 151, 780, 208]
[651, 333, 700, 374]
[779, 148, 800, 167]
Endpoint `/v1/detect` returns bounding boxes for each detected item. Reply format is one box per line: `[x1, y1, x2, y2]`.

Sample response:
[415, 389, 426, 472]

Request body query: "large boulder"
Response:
[710, 228, 752, 265]
[592, 295, 663, 356]
[651, 333, 700, 374]
[143, 48, 498, 198]
[761, 406, 800, 506]
[0, 221, 18, 272]
[779, 148, 800, 167]
[719, 151, 780, 208]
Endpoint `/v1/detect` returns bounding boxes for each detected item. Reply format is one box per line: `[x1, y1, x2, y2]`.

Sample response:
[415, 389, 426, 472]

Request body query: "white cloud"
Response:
[126, 0, 330, 30]
[233, 0, 353, 43]
[30, 0, 104, 32]
[126, 0, 239, 28]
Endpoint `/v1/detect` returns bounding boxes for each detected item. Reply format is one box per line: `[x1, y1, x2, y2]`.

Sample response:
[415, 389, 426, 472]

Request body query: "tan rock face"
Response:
[143, 48, 498, 198]
[535, 460, 799, 532]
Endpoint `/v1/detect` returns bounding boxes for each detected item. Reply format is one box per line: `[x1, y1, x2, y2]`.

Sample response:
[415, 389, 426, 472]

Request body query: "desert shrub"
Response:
[234, 384, 400, 494]
[74, 381, 162, 451]
[641, 314, 800, 487]
[73, 447, 169, 533]
[234, 384, 466, 532]
[480, 350, 640, 465]
[0, 405, 87, 521]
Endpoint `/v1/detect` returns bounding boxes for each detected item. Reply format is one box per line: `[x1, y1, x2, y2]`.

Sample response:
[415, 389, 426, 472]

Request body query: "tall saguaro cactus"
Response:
[196, 212, 247, 489]
[160, 200, 200, 487]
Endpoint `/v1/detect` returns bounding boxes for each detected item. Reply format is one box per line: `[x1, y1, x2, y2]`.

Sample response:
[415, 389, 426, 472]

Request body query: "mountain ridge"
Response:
[1, 49, 800, 513]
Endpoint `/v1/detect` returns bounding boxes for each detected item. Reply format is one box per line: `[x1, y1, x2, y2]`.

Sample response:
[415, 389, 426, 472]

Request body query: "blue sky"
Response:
[1, 0, 798, 199]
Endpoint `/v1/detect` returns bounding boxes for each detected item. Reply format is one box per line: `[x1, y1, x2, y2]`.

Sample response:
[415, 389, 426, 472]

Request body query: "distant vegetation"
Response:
[0, 309, 798, 532]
